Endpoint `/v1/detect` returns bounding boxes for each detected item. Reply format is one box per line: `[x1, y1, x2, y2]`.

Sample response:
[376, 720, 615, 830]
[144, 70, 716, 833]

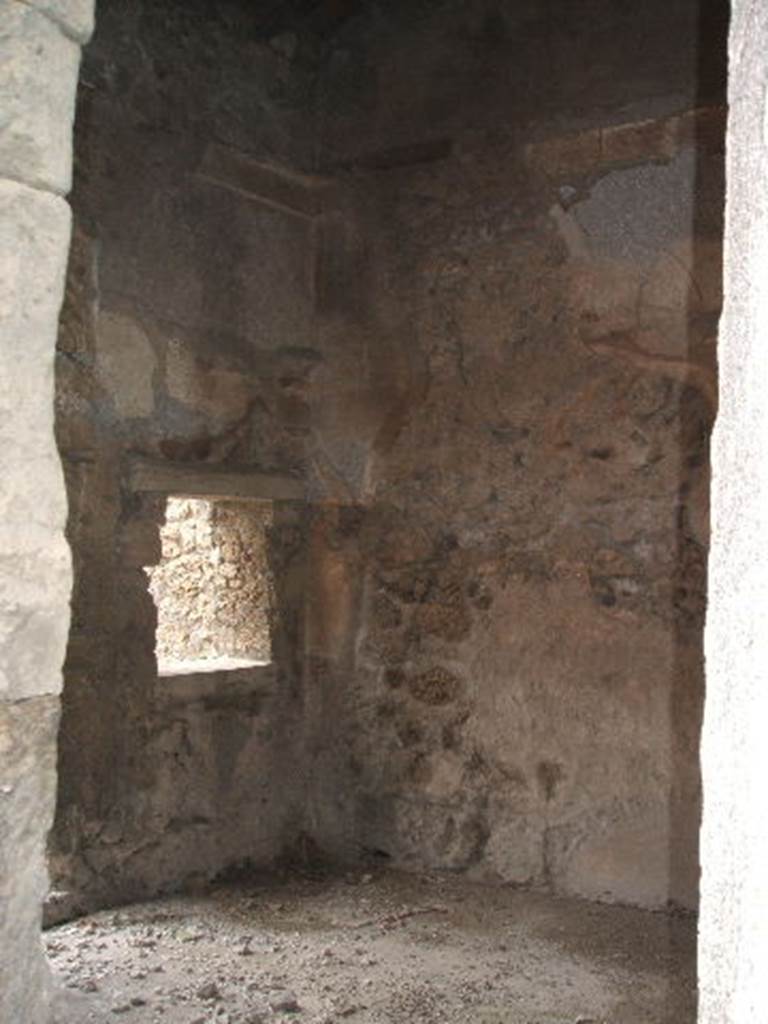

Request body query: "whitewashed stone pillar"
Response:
[699, 2, 768, 1022]
[0, 2, 94, 1021]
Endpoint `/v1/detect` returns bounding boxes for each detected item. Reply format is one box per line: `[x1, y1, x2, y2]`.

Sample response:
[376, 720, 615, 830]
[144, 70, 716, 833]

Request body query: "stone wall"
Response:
[699, 3, 768, 1021]
[4, 0, 754, 1016]
[148, 498, 273, 666]
[0, 1, 94, 1020]
[304, 135, 722, 909]
[52, 0, 727, 918]
[299, 0, 726, 910]
[50, 0, 315, 909]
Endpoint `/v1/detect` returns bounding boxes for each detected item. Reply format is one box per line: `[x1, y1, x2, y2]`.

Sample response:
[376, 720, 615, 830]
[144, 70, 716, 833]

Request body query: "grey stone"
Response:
[0, 180, 72, 700]
[0, 180, 72, 444]
[25, 0, 95, 44]
[0, 6, 83, 194]
[0, 697, 60, 1024]
[270, 991, 301, 1013]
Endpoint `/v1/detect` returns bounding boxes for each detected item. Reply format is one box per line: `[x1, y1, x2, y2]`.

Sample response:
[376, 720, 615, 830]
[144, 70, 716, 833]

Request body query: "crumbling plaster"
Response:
[302, 128, 721, 910]
[299, 0, 724, 911]
[12, 0, 768, 1020]
[50, 0, 317, 910]
[52, 0, 727, 924]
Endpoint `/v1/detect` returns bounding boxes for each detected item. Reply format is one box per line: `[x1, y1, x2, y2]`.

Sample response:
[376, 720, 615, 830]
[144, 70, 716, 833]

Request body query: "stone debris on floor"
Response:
[50, 868, 695, 1024]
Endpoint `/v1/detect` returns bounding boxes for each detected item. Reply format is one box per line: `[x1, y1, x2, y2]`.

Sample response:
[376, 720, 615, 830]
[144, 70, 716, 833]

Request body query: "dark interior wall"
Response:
[304, 135, 722, 908]
[51, 0, 320, 908]
[53, 0, 727, 912]
[300, 0, 726, 908]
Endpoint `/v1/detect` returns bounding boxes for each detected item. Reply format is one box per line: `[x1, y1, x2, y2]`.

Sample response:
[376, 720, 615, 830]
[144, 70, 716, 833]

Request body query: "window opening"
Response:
[146, 496, 273, 676]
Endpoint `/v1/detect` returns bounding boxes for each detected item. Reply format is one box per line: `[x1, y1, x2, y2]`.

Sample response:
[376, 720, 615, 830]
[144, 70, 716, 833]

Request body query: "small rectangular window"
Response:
[146, 496, 273, 676]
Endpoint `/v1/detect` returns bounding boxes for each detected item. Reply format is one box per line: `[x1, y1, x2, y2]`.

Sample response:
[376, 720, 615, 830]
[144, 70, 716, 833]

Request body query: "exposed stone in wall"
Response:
[147, 498, 273, 666]
[53, 0, 727, 921]
[304, 4, 724, 907]
[0, 1, 93, 1020]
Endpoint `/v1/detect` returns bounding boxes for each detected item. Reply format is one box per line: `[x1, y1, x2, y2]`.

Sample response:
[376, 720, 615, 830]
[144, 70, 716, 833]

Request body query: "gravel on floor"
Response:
[49, 867, 697, 1024]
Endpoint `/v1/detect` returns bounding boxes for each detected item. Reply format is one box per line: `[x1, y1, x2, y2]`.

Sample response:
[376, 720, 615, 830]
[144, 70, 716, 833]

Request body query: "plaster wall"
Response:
[51, 0, 316, 909]
[0, 1, 93, 1020]
[304, 129, 722, 911]
[300, 1, 726, 910]
[52, 0, 727, 917]
[5, 0, 761, 1019]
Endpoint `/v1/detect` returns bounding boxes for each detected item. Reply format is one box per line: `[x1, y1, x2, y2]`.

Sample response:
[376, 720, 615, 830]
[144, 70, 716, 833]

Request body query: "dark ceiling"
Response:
[250, 0, 365, 38]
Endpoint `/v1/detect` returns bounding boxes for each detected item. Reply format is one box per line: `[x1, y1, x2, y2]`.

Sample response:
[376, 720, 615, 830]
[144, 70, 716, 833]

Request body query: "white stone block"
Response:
[0, 5, 82, 194]
[0, 179, 73, 699]
[24, 0, 95, 44]
[700, 2, 768, 1022]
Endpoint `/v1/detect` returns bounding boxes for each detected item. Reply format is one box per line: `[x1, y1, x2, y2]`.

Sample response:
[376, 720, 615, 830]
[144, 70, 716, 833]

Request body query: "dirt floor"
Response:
[50, 868, 697, 1024]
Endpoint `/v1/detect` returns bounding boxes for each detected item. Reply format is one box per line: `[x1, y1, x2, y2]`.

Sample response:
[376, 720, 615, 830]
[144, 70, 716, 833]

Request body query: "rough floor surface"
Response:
[51, 869, 695, 1024]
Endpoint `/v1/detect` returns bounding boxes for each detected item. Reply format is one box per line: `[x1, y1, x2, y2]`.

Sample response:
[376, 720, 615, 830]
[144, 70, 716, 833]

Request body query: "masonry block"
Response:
[0, 6, 82, 194]
[0, 179, 73, 700]
[0, 697, 60, 1024]
[25, 0, 95, 44]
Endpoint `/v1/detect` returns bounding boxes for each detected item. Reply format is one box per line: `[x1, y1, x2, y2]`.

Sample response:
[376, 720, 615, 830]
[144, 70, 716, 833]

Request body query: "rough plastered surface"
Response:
[52, 0, 726, 918]
[299, 0, 724, 912]
[51, 0, 314, 908]
[303, 142, 721, 911]
[147, 498, 273, 666]
[0, 2, 91, 1021]
[699, 2, 768, 1021]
